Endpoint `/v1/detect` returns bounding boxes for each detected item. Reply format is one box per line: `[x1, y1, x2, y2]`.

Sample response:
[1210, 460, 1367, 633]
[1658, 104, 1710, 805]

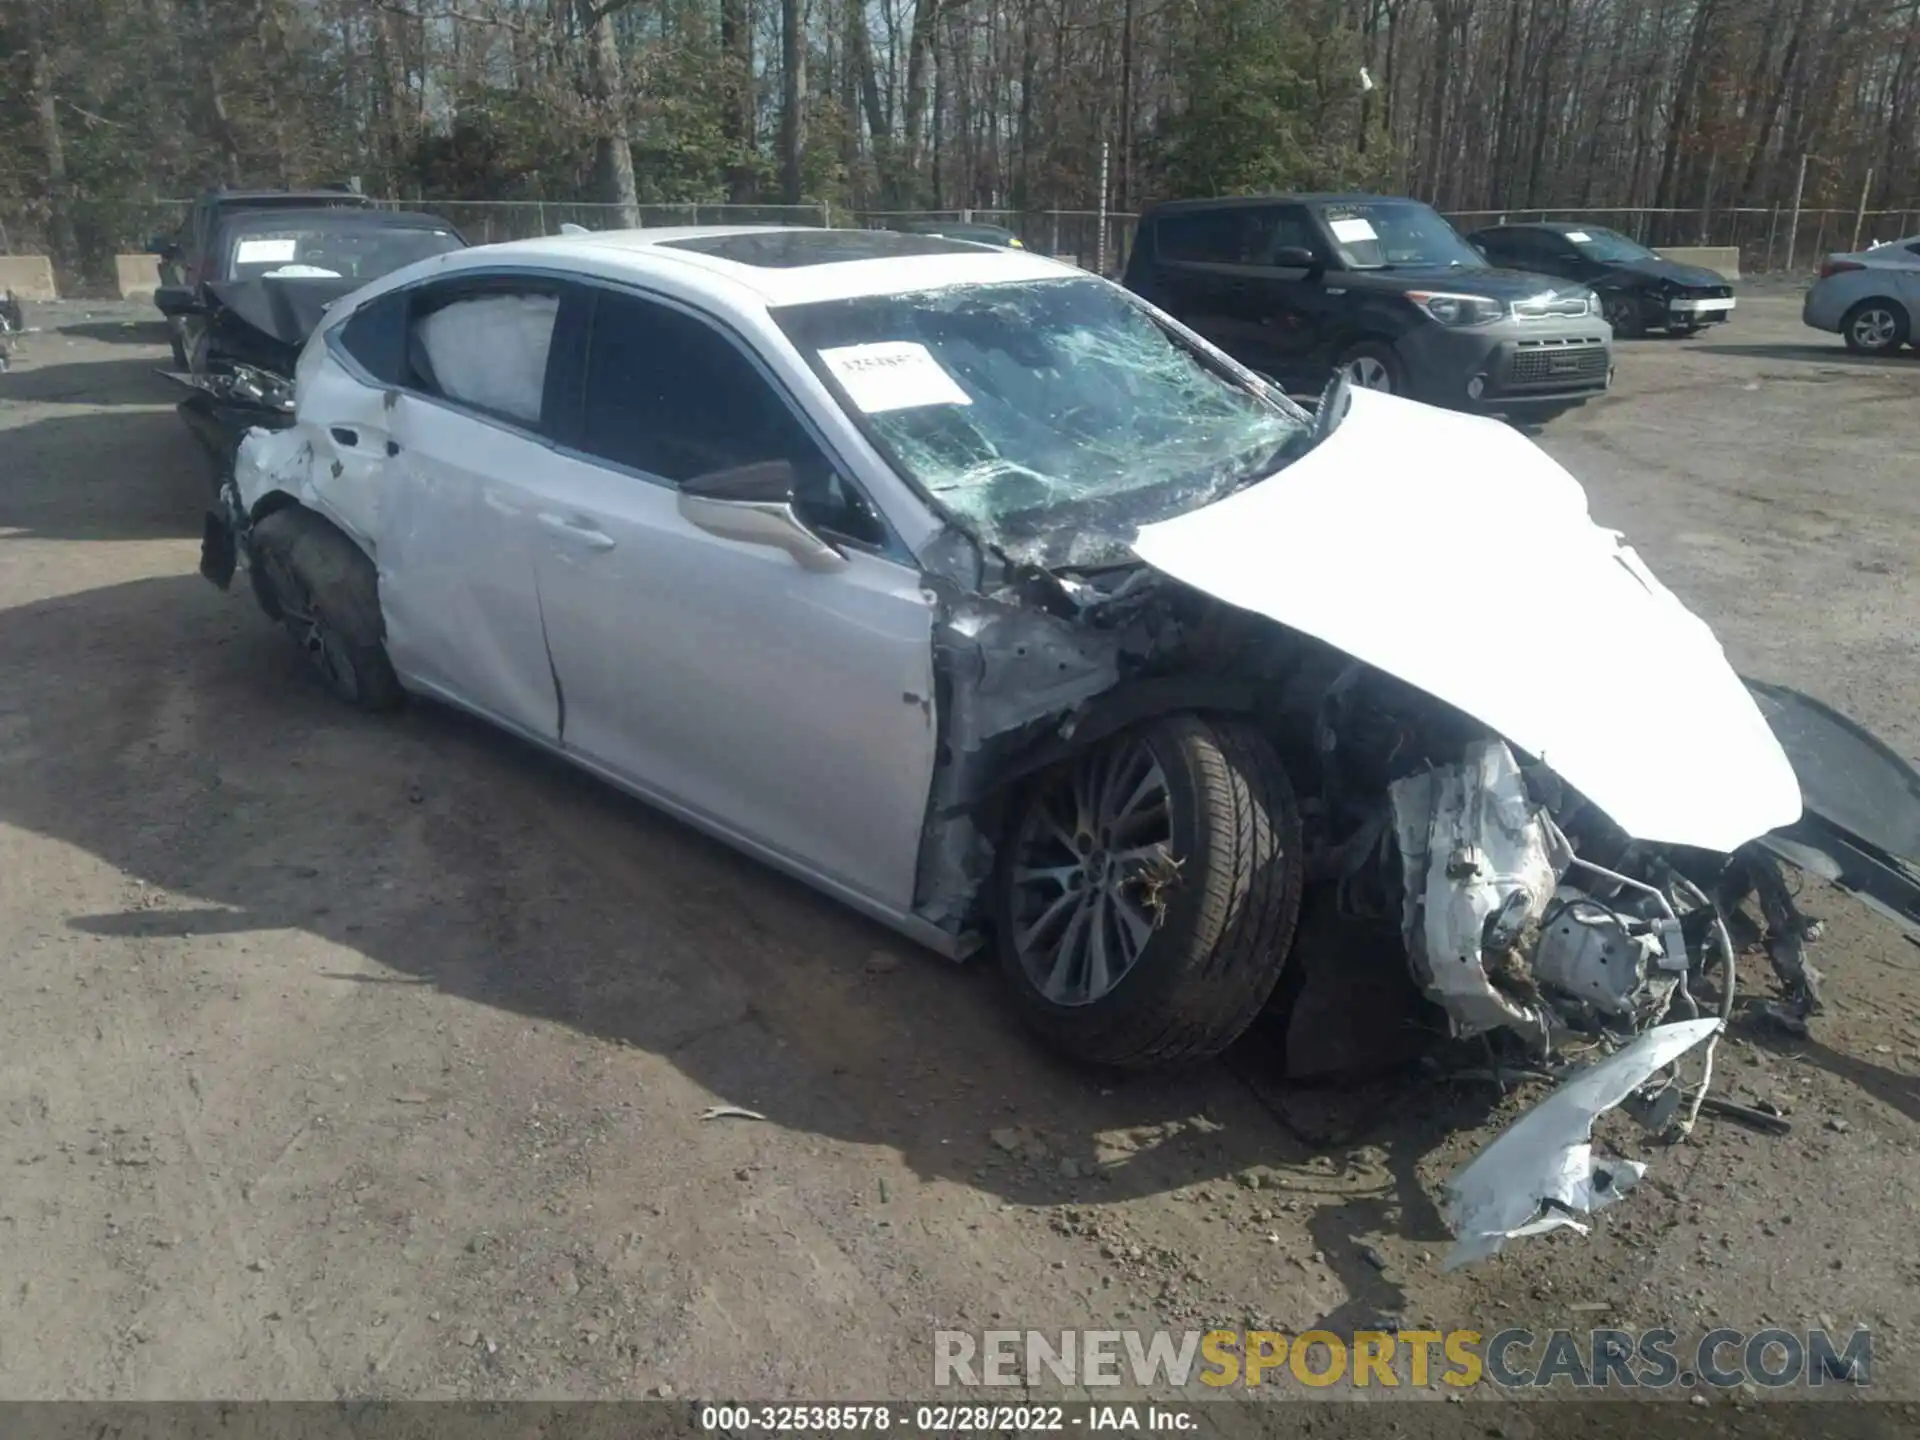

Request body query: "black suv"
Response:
[149, 186, 377, 364]
[1124, 194, 1614, 422]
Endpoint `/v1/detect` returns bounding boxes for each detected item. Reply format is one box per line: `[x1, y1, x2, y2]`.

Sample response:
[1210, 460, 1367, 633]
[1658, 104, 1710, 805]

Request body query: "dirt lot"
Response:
[0, 292, 1916, 1408]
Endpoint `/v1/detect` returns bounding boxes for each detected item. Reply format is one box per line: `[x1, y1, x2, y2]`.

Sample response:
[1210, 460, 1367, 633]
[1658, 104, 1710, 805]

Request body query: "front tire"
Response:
[1841, 299, 1908, 355]
[1601, 291, 1645, 338]
[249, 507, 403, 712]
[995, 714, 1305, 1070]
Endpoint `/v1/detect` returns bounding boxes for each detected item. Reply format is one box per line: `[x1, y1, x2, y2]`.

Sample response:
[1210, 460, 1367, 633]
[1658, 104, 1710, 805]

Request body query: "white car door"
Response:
[528, 284, 939, 913]
[316, 274, 575, 741]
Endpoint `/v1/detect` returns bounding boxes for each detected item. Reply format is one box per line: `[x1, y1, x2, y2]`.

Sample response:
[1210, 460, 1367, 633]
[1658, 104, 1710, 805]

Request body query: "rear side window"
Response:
[1155, 211, 1248, 264]
[336, 291, 409, 386]
[409, 289, 560, 426]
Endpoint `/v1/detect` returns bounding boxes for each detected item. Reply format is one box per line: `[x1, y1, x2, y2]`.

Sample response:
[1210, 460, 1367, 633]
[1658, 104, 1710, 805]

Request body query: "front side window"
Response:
[578, 290, 887, 546]
[1316, 201, 1488, 271]
[1252, 205, 1325, 264]
[774, 277, 1309, 567]
[409, 287, 560, 426]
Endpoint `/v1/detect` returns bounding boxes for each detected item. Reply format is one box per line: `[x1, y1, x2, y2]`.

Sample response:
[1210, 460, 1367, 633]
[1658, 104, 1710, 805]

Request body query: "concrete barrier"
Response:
[1657, 245, 1740, 280]
[115, 253, 162, 299]
[0, 255, 58, 301]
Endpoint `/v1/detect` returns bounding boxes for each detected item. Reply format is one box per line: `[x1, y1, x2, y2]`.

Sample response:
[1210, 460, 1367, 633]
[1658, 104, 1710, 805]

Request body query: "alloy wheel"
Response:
[1850, 306, 1900, 351]
[263, 550, 359, 703]
[1345, 354, 1393, 391]
[1008, 739, 1178, 1007]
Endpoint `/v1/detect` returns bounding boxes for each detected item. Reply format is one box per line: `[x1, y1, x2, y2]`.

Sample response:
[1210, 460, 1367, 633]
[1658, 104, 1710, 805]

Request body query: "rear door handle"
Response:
[538, 512, 616, 552]
[330, 427, 358, 447]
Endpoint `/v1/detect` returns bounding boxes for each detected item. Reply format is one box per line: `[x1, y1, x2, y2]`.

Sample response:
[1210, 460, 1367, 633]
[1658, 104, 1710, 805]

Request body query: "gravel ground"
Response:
[0, 292, 1915, 1411]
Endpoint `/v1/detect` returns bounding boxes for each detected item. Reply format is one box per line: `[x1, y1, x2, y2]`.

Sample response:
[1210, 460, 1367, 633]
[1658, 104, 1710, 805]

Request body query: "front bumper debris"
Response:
[1442, 1018, 1722, 1269]
[1669, 294, 1735, 322]
[200, 476, 251, 593]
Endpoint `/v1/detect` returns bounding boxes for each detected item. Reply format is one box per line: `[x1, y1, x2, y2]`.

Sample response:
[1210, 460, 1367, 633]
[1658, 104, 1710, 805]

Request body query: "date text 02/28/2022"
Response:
[697, 1404, 1197, 1431]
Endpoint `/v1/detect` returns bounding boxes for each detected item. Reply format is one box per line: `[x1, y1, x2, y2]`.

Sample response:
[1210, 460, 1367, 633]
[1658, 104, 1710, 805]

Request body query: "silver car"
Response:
[199, 228, 1917, 1256]
[1802, 237, 1920, 354]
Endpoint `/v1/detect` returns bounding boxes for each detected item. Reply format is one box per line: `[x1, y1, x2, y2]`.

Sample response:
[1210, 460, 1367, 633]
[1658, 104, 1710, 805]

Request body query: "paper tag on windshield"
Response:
[235, 238, 298, 264]
[1565, 230, 1591, 242]
[820, 342, 971, 413]
[1329, 217, 1378, 243]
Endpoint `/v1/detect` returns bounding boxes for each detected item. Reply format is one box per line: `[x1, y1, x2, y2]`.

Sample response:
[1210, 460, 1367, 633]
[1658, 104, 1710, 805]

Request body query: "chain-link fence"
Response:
[10, 192, 1917, 294]
[853, 209, 1135, 276]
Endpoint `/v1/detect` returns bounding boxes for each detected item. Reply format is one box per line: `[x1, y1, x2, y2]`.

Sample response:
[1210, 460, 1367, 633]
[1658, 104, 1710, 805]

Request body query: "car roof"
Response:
[204, 188, 373, 204]
[440, 225, 1077, 307]
[1142, 193, 1416, 216]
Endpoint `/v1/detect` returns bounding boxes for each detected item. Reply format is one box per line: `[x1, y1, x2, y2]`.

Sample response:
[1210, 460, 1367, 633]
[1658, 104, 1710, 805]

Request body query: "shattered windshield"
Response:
[772, 277, 1307, 565]
[221, 218, 463, 283]
[1319, 201, 1488, 271]
[1564, 226, 1657, 263]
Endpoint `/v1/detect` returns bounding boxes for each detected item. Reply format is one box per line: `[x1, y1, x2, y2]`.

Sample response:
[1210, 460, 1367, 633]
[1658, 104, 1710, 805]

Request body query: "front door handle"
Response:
[330, 426, 358, 447]
[538, 512, 616, 552]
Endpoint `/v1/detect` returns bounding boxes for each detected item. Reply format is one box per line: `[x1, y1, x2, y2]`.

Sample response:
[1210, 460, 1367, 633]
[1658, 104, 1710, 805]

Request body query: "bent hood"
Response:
[205, 278, 360, 349]
[1604, 256, 1730, 289]
[1130, 388, 1801, 854]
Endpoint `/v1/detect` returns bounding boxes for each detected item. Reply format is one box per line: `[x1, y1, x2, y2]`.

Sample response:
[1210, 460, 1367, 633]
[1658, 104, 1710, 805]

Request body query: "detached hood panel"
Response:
[1607, 256, 1731, 288]
[206, 278, 359, 349]
[1130, 388, 1801, 854]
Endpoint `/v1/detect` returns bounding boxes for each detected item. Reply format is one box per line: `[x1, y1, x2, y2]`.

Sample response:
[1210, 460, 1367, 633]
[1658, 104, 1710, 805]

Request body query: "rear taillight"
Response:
[1819, 259, 1866, 279]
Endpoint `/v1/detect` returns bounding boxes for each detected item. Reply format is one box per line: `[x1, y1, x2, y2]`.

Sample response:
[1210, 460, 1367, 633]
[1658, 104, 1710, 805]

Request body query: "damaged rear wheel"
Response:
[250, 507, 403, 713]
[995, 714, 1304, 1070]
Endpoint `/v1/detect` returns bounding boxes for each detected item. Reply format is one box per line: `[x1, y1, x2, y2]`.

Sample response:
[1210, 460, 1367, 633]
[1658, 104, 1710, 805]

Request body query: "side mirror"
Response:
[152, 284, 202, 318]
[1273, 245, 1322, 275]
[677, 459, 848, 573]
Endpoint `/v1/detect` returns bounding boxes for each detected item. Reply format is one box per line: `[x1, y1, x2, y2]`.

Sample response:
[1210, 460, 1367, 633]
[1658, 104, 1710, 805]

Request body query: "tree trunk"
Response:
[848, 0, 890, 180]
[902, 0, 943, 187]
[778, 0, 807, 203]
[722, 0, 757, 201]
[189, 0, 243, 185]
[25, 2, 77, 276]
[579, 0, 640, 224]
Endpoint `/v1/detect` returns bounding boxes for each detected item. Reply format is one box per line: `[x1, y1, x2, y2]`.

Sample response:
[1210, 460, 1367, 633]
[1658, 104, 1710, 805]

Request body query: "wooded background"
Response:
[5, 0, 1919, 281]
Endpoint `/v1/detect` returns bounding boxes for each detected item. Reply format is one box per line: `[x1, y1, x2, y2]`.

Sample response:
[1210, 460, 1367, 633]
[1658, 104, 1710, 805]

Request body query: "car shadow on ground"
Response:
[51, 319, 175, 347]
[0, 354, 181, 406]
[0, 388, 1505, 1334]
[13, 561, 1490, 1194]
[1747, 1024, 1920, 1125]
[0, 409, 211, 541]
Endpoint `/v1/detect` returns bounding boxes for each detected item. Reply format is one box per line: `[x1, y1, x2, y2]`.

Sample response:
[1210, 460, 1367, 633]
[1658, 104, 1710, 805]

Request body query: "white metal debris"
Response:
[1390, 739, 1566, 1048]
[1441, 1017, 1722, 1270]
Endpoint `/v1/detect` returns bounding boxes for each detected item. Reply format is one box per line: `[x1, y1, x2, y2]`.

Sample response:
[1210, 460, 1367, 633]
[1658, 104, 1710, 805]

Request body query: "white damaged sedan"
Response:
[204, 227, 1920, 1261]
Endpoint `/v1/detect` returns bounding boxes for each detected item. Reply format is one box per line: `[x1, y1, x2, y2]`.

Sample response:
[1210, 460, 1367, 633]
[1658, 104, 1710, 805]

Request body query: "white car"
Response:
[203, 228, 1914, 1250]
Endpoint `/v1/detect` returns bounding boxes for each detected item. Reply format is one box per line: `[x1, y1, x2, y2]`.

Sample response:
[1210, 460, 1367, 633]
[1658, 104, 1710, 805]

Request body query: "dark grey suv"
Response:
[1123, 194, 1615, 422]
